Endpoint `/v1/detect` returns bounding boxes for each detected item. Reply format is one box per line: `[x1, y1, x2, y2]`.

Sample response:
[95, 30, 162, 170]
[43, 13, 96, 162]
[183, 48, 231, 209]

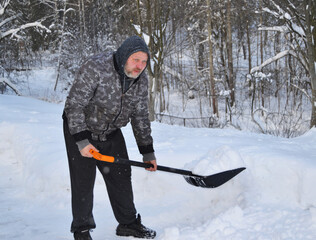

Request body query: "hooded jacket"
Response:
[63, 36, 154, 155]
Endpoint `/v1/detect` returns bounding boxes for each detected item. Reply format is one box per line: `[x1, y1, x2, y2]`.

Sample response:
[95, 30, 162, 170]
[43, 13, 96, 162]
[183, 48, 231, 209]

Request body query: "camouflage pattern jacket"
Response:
[63, 50, 154, 155]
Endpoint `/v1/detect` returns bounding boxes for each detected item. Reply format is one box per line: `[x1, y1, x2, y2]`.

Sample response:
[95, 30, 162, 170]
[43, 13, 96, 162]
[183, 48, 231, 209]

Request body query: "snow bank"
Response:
[1, 94, 316, 240]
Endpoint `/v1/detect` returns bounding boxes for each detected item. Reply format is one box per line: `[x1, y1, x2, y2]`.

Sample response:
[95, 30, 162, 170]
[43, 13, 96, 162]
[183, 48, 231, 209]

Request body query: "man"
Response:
[63, 35, 157, 240]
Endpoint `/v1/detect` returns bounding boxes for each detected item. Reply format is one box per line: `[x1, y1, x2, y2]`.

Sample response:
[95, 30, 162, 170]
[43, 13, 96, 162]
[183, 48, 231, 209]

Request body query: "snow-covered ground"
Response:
[1, 94, 316, 240]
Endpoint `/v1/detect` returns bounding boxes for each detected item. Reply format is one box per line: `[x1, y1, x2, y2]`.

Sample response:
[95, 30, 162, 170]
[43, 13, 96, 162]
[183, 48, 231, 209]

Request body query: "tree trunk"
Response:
[226, 0, 235, 108]
[54, 0, 67, 91]
[312, 90, 316, 127]
[259, 0, 264, 112]
[145, 0, 156, 121]
[198, 19, 205, 71]
[305, 0, 316, 127]
[207, 0, 218, 116]
[246, 19, 252, 73]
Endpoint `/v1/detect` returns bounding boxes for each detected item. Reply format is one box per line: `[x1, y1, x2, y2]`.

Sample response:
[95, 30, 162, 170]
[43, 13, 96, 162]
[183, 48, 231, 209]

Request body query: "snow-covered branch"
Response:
[0, 0, 10, 16]
[0, 14, 20, 28]
[250, 50, 296, 74]
[162, 64, 191, 89]
[0, 21, 51, 40]
[262, 1, 305, 38]
[0, 78, 22, 96]
[262, 1, 291, 21]
[290, 83, 312, 102]
[258, 26, 288, 33]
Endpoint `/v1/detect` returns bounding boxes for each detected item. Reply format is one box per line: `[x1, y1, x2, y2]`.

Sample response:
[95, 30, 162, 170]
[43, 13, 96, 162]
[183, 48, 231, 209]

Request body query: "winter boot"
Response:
[116, 214, 156, 239]
[73, 229, 92, 240]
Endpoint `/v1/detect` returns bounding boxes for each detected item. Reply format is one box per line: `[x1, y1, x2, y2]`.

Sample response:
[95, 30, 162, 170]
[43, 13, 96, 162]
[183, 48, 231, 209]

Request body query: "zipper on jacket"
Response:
[112, 74, 136, 125]
[112, 75, 127, 125]
[112, 94, 124, 125]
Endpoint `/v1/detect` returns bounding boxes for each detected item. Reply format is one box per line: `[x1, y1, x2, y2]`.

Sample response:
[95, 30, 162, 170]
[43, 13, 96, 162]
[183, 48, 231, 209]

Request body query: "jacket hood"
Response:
[114, 35, 150, 77]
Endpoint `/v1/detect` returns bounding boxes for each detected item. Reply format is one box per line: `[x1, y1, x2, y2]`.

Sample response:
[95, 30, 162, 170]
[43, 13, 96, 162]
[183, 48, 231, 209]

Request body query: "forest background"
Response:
[1, 0, 315, 138]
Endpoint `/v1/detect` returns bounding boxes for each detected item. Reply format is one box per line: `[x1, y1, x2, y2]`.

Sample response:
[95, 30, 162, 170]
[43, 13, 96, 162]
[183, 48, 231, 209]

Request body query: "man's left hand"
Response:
[144, 160, 157, 171]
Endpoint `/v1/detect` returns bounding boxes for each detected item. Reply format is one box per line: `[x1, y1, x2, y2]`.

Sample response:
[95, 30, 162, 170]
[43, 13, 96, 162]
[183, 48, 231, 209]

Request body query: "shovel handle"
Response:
[89, 150, 245, 188]
[89, 149, 115, 163]
[89, 149, 196, 176]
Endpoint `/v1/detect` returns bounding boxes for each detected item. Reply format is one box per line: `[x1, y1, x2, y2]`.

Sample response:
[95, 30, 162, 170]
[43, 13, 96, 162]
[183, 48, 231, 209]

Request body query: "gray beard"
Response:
[124, 70, 141, 79]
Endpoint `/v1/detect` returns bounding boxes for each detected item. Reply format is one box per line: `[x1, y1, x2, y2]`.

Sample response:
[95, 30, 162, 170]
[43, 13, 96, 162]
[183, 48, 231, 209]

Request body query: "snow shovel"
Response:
[89, 150, 246, 188]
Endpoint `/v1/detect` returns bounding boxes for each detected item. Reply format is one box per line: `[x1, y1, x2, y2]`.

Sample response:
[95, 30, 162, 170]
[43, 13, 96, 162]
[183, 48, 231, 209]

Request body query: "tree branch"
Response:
[0, 21, 51, 40]
[250, 49, 299, 74]
[0, 78, 22, 96]
[0, 0, 10, 16]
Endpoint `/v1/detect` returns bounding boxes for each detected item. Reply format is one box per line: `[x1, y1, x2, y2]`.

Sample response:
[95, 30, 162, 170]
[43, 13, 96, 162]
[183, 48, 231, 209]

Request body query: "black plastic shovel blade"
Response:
[184, 167, 246, 188]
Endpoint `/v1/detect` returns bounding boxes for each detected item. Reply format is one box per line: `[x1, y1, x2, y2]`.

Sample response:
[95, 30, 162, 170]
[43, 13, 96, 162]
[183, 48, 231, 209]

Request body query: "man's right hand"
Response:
[80, 144, 99, 158]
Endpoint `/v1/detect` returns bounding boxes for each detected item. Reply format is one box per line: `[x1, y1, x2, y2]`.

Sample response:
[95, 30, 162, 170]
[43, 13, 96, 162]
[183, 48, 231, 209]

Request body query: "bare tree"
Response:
[304, 0, 316, 127]
[0, 0, 51, 95]
[0, 0, 50, 41]
[256, 0, 316, 128]
[134, 0, 174, 120]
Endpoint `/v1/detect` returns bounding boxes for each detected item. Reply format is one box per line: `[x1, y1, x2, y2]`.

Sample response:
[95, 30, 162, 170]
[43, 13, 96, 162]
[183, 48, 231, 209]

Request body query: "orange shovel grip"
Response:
[89, 149, 115, 163]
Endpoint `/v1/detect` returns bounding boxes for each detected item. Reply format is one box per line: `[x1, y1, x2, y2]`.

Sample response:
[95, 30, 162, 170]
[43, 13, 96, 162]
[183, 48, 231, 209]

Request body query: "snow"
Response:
[1, 94, 316, 240]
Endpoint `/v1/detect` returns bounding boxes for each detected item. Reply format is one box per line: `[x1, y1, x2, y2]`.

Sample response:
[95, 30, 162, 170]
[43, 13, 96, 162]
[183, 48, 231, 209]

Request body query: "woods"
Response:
[1, 0, 315, 137]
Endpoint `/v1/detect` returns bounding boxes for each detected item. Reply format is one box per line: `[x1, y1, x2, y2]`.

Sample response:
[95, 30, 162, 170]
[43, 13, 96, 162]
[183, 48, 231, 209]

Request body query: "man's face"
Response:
[124, 51, 148, 79]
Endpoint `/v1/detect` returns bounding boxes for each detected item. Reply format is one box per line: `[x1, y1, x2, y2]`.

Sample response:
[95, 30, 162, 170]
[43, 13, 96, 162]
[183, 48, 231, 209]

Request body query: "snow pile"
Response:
[185, 146, 246, 175]
[0, 94, 316, 240]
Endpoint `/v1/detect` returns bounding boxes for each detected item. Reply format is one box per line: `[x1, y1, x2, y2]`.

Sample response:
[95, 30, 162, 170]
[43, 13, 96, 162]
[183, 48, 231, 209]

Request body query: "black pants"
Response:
[63, 119, 137, 233]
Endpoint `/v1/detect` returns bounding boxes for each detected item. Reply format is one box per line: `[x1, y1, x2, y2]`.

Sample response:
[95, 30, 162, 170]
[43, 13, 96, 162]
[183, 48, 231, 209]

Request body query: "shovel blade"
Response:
[184, 167, 246, 188]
